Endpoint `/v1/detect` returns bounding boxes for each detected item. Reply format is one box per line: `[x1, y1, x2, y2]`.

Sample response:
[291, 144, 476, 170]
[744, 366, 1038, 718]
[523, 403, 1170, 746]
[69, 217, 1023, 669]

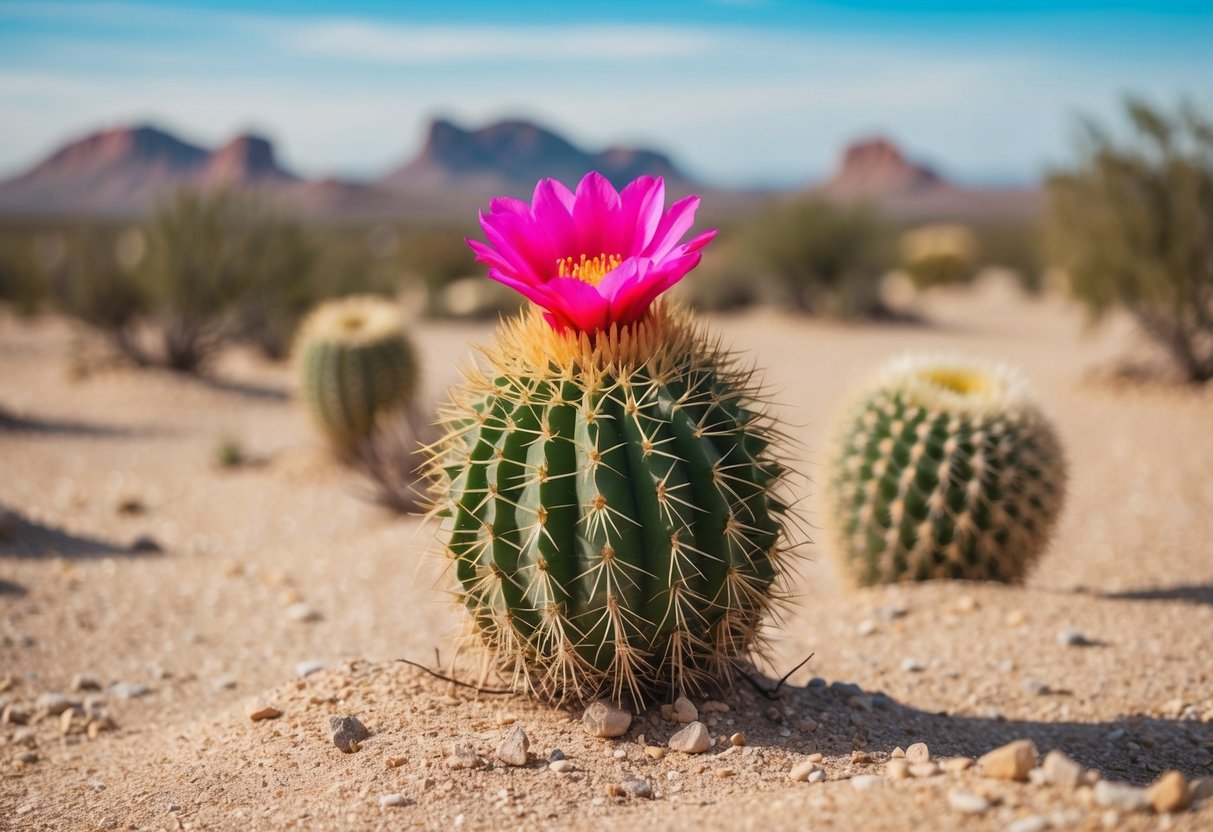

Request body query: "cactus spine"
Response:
[427, 303, 794, 705]
[827, 354, 1065, 585]
[295, 295, 418, 455]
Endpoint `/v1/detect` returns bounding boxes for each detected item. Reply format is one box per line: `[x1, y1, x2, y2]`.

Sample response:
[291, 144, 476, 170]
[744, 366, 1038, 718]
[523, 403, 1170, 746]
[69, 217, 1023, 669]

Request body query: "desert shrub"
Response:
[51, 189, 315, 372]
[738, 196, 893, 317]
[44, 226, 148, 359]
[1047, 98, 1213, 383]
[395, 227, 481, 317]
[899, 223, 979, 288]
[140, 188, 314, 370]
[0, 228, 47, 315]
[971, 220, 1045, 291]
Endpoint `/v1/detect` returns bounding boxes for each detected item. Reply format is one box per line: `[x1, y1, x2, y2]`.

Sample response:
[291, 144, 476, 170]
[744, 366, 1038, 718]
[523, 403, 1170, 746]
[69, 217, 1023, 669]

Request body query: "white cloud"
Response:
[276, 20, 720, 64]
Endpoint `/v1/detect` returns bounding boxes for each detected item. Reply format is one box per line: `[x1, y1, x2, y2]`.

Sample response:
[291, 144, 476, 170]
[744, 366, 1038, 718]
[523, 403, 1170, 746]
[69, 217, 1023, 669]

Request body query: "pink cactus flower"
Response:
[467, 172, 717, 333]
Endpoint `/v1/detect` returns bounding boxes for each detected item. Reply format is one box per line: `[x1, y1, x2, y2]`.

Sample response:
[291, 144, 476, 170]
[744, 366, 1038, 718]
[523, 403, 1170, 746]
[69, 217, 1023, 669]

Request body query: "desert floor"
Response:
[2, 280, 1212, 831]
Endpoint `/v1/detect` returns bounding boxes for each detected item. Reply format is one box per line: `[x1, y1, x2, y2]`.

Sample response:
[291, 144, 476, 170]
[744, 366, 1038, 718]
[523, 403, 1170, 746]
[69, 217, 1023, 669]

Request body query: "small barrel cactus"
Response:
[427, 172, 795, 705]
[294, 295, 418, 455]
[827, 354, 1066, 585]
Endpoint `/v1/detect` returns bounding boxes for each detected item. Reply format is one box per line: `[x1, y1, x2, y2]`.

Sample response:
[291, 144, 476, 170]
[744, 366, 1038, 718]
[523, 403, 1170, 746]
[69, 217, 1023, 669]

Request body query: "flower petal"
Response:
[641, 195, 700, 261]
[616, 175, 665, 254]
[539, 277, 611, 332]
[608, 252, 702, 323]
[572, 171, 621, 256]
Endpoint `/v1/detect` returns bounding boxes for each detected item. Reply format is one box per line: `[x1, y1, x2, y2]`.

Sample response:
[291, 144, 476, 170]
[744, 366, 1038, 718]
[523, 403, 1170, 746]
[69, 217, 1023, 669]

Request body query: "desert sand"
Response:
[2, 279, 1212, 831]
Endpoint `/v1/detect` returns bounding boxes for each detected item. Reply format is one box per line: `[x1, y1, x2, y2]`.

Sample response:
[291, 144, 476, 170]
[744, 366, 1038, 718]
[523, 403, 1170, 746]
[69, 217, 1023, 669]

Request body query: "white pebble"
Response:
[947, 790, 990, 814]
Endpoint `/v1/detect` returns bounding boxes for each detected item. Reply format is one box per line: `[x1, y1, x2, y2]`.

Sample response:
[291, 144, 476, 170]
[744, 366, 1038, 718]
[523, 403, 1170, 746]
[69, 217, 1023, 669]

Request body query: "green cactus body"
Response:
[828, 354, 1066, 585]
[428, 304, 793, 705]
[295, 295, 418, 455]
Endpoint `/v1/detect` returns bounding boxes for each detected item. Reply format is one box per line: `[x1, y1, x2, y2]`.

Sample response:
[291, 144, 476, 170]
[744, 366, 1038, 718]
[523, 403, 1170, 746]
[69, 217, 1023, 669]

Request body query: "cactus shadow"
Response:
[195, 376, 289, 402]
[724, 676, 1212, 785]
[0, 511, 153, 560]
[0, 408, 166, 439]
[1098, 584, 1213, 607]
[0, 578, 27, 596]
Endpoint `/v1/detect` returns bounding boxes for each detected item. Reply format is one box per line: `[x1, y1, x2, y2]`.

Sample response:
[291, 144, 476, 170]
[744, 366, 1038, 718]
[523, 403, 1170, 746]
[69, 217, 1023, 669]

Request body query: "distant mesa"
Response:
[202, 134, 297, 186]
[0, 124, 300, 216]
[0, 117, 691, 217]
[821, 136, 943, 197]
[816, 136, 1039, 220]
[380, 117, 688, 193]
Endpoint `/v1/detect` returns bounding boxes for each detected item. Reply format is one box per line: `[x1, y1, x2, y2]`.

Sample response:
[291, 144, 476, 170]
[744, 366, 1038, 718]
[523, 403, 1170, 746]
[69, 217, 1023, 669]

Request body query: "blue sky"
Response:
[1, 1, 1210, 187]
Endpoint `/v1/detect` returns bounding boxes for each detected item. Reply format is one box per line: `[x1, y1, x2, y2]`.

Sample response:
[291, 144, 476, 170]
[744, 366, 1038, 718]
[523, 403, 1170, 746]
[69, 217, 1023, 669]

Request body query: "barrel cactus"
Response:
[427, 173, 795, 705]
[827, 354, 1066, 585]
[295, 295, 418, 455]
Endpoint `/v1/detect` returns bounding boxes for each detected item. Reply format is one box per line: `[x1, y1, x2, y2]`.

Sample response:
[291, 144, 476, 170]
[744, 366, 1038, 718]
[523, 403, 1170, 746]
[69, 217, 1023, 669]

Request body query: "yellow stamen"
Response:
[556, 253, 622, 286]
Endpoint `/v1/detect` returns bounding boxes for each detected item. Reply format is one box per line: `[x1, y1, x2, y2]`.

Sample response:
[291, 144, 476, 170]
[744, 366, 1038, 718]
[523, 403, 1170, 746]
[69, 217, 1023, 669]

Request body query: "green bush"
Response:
[738, 196, 893, 317]
[48, 189, 315, 372]
[1047, 98, 1213, 383]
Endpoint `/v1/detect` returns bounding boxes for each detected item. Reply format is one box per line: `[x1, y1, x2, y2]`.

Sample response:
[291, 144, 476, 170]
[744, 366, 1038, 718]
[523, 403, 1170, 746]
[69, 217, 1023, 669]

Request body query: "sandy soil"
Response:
[2, 280, 1212, 831]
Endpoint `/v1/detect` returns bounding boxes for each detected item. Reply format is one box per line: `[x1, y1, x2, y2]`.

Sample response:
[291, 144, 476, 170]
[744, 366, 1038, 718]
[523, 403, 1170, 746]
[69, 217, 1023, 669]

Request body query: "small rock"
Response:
[729, 732, 746, 747]
[671, 696, 698, 724]
[295, 661, 325, 679]
[1147, 771, 1190, 814]
[378, 794, 411, 808]
[548, 749, 566, 762]
[87, 717, 115, 739]
[886, 759, 910, 780]
[716, 768, 736, 778]
[548, 759, 576, 773]
[910, 762, 941, 778]
[247, 703, 282, 722]
[901, 658, 924, 673]
[620, 778, 653, 799]
[891, 747, 906, 758]
[1006, 815, 1049, 832]
[798, 718, 819, 733]
[1005, 610, 1027, 627]
[978, 739, 1037, 781]
[948, 790, 990, 814]
[1094, 780, 1150, 812]
[130, 535, 162, 553]
[856, 619, 878, 637]
[330, 715, 369, 752]
[1057, 628, 1092, 647]
[71, 675, 102, 692]
[494, 724, 529, 767]
[1041, 749, 1084, 788]
[942, 757, 972, 774]
[668, 721, 710, 754]
[808, 769, 826, 783]
[906, 742, 930, 763]
[35, 693, 78, 715]
[644, 745, 665, 760]
[806, 752, 824, 763]
[445, 745, 484, 770]
[582, 700, 631, 738]
[850, 774, 883, 791]
[851, 750, 873, 764]
[384, 756, 407, 768]
[211, 675, 238, 691]
[285, 603, 322, 623]
[955, 595, 978, 613]
[1190, 777, 1213, 802]
[1023, 678, 1050, 696]
[789, 760, 820, 782]
[13, 727, 37, 747]
[108, 682, 150, 700]
[701, 700, 730, 713]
